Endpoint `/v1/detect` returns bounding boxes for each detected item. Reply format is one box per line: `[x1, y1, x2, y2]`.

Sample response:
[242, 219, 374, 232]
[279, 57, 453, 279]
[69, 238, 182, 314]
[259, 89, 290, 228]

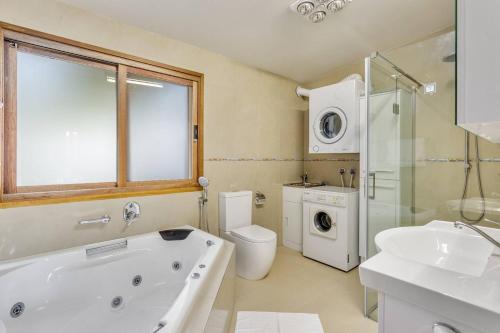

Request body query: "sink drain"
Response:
[172, 261, 182, 271]
[10, 302, 25, 318]
[132, 275, 142, 287]
[111, 296, 123, 308]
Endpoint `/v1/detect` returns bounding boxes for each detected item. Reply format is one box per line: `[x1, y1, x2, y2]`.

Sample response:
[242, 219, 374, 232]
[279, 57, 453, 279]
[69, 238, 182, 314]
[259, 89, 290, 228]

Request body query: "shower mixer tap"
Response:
[349, 169, 356, 188]
[123, 202, 141, 226]
[339, 168, 346, 187]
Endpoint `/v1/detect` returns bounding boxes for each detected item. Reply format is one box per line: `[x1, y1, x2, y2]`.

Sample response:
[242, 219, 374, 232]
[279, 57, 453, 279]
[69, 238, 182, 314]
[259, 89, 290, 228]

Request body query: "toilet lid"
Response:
[230, 225, 276, 243]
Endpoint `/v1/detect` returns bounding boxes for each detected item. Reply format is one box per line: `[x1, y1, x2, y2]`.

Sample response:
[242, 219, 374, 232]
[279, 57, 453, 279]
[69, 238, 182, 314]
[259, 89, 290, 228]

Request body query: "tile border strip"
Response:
[420, 158, 500, 163]
[205, 157, 500, 163]
[204, 157, 360, 162]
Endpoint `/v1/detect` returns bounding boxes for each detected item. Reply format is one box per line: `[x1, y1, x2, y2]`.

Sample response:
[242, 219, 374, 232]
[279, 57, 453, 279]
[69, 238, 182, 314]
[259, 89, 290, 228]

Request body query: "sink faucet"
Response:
[454, 221, 500, 248]
[301, 172, 308, 184]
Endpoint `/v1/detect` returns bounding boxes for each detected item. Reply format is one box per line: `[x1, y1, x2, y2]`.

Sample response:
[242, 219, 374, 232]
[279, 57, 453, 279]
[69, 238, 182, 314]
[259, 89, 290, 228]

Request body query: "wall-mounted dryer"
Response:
[298, 79, 363, 154]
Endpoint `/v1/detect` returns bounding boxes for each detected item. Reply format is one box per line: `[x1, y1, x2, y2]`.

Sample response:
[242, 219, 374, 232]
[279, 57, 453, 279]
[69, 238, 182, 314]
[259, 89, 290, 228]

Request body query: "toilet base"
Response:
[223, 232, 276, 280]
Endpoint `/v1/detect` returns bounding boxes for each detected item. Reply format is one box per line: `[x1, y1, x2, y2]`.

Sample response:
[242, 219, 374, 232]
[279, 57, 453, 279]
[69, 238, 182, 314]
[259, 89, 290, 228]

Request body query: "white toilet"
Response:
[219, 191, 277, 280]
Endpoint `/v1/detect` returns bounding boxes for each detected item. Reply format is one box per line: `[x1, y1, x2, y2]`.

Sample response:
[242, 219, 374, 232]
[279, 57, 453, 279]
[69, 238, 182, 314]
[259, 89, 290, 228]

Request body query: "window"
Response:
[0, 25, 203, 205]
[16, 46, 118, 187]
[126, 69, 191, 182]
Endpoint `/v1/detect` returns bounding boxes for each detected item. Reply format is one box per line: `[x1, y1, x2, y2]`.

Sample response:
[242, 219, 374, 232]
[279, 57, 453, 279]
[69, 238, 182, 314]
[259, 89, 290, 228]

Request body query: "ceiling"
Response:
[59, 0, 454, 83]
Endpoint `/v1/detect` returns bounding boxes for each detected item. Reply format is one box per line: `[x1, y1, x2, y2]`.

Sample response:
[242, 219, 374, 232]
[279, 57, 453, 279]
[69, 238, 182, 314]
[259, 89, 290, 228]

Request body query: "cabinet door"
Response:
[457, 0, 500, 143]
[381, 295, 484, 333]
[283, 201, 303, 251]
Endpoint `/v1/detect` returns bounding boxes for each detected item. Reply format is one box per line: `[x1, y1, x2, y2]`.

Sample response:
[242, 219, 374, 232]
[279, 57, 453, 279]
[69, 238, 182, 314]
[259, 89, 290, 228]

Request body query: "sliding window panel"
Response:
[127, 72, 191, 182]
[16, 48, 117, 187]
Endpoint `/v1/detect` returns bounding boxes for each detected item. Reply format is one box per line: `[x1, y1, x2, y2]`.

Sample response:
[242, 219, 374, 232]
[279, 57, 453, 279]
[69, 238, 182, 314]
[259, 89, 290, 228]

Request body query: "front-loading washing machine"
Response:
[309, 79, 363, 154]
[302, 186, 359, 271]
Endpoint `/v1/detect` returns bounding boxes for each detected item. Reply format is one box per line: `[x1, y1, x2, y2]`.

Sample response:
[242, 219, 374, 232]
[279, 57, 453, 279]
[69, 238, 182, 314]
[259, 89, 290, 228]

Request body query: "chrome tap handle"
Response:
[124, 202, 141, 226]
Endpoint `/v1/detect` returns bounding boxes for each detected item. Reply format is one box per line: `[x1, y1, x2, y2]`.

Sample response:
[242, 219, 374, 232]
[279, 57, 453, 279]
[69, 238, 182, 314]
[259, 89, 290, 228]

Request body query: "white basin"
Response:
[375, 224, 494, 277]
[360, 221, 500, 332]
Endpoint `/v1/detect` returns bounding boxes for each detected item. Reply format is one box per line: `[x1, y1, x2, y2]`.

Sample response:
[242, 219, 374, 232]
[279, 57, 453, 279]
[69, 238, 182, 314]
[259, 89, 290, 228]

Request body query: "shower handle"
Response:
[368, 172, 376, 199]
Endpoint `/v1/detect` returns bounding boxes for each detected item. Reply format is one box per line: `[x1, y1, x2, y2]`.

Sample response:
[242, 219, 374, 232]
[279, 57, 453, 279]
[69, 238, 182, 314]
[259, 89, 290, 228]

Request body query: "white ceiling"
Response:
[59, 0, 454, 83]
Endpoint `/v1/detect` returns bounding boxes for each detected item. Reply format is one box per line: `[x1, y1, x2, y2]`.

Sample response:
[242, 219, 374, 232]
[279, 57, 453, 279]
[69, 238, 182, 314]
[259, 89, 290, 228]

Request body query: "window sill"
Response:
[0, 185, 202, 208]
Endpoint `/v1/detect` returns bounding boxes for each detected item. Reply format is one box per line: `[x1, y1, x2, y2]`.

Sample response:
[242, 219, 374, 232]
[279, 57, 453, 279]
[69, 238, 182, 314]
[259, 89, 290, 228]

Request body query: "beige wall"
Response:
[0, 0, 307, 259]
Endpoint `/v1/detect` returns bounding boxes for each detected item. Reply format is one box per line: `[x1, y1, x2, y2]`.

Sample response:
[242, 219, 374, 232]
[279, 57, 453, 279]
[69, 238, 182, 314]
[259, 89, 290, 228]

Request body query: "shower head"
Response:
[442, 53, 456, 63]
[198, 177, 209, 188]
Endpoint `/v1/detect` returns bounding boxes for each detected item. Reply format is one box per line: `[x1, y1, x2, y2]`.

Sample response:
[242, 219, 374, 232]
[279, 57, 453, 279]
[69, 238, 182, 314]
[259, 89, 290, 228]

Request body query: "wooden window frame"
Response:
[0, 22, 204, 208]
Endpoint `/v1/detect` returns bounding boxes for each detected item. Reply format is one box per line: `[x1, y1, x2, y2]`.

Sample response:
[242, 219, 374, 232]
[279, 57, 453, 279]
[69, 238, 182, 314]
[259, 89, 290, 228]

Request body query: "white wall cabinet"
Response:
[457, 0, 500, 143]
[282, 186, 304, 251]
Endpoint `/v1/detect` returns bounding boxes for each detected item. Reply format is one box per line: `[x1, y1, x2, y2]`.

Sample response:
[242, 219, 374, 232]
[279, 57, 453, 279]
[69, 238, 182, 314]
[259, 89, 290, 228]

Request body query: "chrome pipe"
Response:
[79, 215, 111, 225]
[371, 52, 424, 88]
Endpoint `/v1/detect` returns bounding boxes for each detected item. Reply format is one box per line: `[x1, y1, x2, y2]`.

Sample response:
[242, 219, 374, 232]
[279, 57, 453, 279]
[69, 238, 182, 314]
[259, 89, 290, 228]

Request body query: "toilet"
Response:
[219, 191, 277, 280]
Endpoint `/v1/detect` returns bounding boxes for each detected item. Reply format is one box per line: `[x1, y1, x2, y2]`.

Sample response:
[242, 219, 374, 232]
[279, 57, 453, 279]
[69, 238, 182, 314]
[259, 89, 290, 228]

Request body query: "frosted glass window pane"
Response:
[16, 51, 117, 186]
[127, 74, 190, 181]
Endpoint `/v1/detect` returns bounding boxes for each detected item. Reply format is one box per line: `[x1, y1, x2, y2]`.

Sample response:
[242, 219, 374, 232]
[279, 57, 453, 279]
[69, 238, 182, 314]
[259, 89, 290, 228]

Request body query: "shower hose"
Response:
[199, 198, 210, 233]
[459, 132, 485, 223]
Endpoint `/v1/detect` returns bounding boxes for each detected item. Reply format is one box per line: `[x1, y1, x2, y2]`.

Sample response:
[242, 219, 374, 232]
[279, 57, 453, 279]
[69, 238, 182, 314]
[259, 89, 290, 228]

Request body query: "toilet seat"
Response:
[230, 225, 276, 243]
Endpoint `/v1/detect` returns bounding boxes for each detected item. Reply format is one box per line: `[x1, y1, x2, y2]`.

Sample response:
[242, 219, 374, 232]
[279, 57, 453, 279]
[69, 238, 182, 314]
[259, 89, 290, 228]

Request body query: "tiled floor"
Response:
[231, 247, 377, 333]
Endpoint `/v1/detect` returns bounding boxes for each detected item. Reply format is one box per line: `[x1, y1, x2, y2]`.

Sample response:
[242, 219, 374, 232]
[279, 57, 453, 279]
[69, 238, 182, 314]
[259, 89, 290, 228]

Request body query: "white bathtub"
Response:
[0, 227, 224, 333]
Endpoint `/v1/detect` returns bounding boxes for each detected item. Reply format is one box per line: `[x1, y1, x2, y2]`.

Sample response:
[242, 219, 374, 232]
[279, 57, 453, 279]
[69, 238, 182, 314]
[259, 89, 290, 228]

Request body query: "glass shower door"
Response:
[361, 53, 416, 320]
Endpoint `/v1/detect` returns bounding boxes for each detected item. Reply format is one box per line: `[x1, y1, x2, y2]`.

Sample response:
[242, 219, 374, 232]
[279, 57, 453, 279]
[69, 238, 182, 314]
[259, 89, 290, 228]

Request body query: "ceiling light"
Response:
[106, 76, 164, 88]
[327, 0, 342, 12]
[309, 10, 326, 23]
[297, 1, 315, 15]
[290, 0, 353, 23]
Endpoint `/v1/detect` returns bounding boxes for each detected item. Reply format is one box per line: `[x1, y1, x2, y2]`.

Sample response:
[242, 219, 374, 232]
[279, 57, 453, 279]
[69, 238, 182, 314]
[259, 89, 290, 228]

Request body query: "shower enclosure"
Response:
[360, 52, 419, 320]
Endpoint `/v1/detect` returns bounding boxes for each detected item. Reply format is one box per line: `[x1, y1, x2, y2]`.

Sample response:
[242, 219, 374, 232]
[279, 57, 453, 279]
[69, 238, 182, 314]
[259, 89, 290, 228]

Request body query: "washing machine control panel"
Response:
[303, 191, 346, 207]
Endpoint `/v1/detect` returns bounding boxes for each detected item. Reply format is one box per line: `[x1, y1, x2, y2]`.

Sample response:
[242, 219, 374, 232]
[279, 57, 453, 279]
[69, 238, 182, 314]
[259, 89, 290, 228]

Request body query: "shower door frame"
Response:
[360, 52, 419, 319]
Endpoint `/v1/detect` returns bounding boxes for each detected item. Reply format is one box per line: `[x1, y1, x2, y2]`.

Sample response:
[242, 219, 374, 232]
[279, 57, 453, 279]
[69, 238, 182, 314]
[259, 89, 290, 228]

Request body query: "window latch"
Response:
[193, 125, 199, 141]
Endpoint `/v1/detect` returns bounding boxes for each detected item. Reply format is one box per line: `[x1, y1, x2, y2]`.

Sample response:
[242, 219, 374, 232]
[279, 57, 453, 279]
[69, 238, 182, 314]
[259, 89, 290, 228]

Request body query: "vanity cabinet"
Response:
[379, 294, 482, 333]
[456, 0, 500, 143]
[282, 186, 304, 251]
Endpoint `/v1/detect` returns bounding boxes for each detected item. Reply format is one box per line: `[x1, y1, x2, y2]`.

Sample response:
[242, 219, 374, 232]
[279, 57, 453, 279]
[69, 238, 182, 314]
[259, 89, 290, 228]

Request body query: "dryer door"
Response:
[313, 107, 348, 144]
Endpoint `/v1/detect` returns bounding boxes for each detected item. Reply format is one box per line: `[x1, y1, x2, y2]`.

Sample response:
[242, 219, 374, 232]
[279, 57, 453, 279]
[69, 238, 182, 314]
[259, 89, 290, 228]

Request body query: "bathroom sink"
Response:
[375, 223, 495, 277]
[360, 221, 500, 332]
[284, 182, 323, 188]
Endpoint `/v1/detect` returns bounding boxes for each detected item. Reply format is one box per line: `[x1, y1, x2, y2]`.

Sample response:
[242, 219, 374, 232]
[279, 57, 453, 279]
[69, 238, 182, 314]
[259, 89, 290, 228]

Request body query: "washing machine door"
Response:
[310, 208, 337, 239]
[313, 107, 348, 144]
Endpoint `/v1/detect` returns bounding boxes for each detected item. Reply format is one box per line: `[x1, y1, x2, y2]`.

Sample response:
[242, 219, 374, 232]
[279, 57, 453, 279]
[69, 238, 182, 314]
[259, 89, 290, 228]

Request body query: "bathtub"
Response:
[0, 227, 224, 333]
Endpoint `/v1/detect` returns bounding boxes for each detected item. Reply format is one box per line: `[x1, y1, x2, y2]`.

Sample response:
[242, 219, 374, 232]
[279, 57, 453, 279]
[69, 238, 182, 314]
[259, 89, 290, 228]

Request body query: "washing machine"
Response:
[309, 79, 363, 154]
[302, 186, 359, 271]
